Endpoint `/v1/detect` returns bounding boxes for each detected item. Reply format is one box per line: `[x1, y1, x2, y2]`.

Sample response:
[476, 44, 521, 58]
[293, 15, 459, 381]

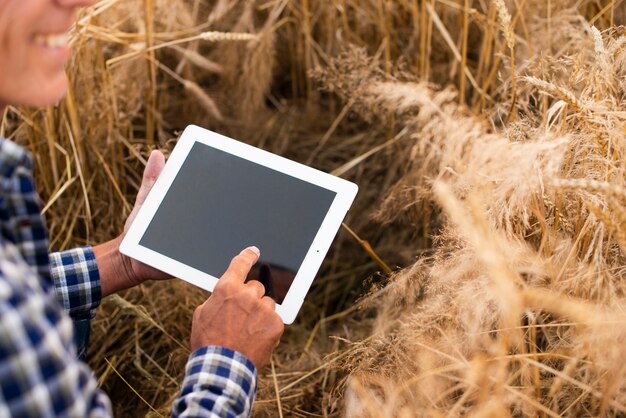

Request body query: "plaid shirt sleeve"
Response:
[49, 246, 102, 320]
[0, 243, 113, 417]
[172, 346, 258, 418]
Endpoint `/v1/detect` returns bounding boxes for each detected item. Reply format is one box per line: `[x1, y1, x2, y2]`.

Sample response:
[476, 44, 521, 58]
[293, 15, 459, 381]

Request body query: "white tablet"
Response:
[120, 125, 358, 324]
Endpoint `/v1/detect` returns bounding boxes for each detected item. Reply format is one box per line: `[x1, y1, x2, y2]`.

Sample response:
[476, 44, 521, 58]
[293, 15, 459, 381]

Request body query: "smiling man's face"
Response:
[0, 0, 97, 109]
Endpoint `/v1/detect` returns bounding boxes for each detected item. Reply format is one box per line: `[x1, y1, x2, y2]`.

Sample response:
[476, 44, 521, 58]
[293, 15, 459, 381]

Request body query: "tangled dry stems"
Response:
[2, 0, 626, 416]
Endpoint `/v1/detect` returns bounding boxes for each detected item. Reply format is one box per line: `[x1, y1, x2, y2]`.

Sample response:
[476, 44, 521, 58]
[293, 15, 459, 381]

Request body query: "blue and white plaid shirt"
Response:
[0, 138, 257, 417]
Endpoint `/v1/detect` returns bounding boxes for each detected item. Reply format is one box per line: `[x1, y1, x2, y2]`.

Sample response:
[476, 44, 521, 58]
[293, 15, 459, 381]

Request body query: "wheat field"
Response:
[2, 0, 626, 416]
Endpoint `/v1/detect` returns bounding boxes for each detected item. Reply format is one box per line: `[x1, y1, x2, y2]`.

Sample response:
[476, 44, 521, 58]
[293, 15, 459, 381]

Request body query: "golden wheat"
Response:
[2, 0, 625, 417]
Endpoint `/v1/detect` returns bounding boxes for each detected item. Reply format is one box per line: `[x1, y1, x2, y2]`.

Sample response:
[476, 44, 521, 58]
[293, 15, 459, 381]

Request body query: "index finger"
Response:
[221, 246, 261, 284]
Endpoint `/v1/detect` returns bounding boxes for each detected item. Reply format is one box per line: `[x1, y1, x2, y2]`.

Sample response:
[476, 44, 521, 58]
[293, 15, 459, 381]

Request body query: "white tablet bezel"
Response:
[120, 125, 358, 324]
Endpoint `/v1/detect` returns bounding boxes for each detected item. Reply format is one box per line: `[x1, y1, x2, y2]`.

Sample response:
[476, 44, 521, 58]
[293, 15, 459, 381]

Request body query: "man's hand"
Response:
[94, 150, 170, 297]
[120, 150, 169, 285]
[191, 247, 285, 369]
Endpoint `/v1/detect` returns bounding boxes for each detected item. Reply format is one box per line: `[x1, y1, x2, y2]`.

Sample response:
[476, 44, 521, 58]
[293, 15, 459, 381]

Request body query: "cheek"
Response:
[0, 3, 69, 107]
[0, 5, 29, 100]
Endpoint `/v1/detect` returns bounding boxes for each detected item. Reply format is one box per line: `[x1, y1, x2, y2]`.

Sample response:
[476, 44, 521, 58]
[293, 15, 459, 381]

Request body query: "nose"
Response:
[56, 0, 99, 7]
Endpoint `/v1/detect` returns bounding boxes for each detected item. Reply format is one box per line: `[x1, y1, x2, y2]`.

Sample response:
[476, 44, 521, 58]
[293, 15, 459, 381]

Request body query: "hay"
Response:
[1, 0, 626, 416]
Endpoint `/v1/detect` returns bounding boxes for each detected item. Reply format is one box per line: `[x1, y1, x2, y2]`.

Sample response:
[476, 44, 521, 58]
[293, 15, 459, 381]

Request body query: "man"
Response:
[0, 0, 284, 416]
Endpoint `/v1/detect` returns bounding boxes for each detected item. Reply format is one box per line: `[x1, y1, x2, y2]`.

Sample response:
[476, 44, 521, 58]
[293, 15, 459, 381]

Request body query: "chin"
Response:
[39, 91, 68, 107]
[27, 73, 69, 108]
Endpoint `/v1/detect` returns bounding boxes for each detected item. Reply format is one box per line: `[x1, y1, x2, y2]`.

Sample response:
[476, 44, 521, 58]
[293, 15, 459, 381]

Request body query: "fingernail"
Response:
[246, 246, 260, 257]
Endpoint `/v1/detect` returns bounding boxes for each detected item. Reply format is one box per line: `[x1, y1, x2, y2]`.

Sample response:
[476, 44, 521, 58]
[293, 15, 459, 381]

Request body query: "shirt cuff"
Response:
[173, 346, 257, 417]
[49, 246, 102, 320]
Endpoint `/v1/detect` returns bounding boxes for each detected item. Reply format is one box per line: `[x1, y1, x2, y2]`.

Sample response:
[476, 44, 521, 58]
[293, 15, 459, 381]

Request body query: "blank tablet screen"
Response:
[139, 142, 337, 303]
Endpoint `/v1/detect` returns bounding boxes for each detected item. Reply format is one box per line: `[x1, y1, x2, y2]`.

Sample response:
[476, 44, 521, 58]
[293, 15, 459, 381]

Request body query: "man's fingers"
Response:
[222, 247, 261, 283]
[245, 280, 265, 299]
[135, 150, 165, 207]
[124, 151, 166, 233]
[260, 296, 276, 311]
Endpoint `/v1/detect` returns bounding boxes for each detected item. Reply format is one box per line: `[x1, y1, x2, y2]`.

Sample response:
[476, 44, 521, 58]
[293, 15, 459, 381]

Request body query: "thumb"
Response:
[124, 151, 165, 233]
[135, 150, 165, 207]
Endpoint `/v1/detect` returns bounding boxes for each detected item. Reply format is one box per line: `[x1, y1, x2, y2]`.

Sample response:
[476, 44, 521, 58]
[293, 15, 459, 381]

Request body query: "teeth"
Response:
[34, 33, 69, 48]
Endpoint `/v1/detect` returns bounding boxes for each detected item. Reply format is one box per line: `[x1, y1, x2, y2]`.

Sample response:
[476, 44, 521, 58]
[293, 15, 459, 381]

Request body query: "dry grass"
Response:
[2, 0, 626, 416]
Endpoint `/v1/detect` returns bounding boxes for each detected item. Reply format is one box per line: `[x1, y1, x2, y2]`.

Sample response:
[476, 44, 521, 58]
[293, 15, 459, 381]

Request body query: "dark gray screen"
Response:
[140, 142, 337, 303]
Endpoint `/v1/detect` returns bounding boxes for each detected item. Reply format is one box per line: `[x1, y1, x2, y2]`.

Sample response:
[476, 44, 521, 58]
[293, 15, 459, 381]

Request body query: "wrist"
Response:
[93, 235, 141, 297]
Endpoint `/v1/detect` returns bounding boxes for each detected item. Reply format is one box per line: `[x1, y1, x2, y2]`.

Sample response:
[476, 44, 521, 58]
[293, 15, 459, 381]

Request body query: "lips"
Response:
[33, 33, 69, 49]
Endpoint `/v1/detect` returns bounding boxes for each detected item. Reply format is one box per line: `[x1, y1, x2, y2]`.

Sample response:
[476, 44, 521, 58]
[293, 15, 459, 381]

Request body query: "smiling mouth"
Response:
[33, 33, 70, 49]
